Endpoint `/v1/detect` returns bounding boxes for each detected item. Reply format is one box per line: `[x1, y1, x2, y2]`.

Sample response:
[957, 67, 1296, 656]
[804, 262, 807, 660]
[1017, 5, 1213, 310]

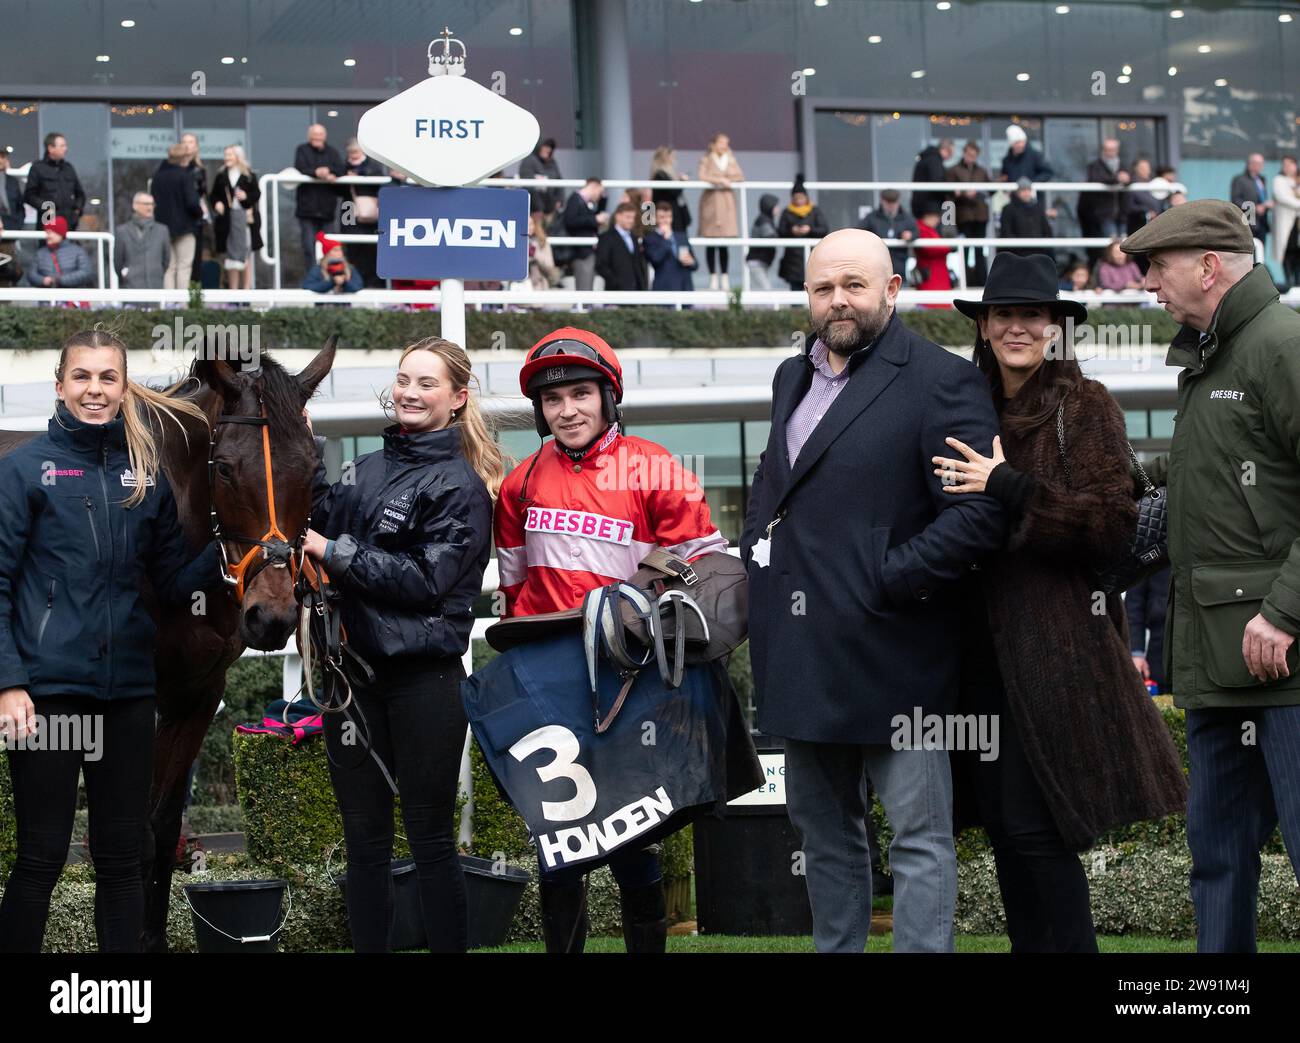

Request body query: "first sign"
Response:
[358, 74, 541, 188]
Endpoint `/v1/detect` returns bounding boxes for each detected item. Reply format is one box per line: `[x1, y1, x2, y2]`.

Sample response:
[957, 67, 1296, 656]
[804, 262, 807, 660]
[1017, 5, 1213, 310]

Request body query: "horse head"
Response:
[198, 335, 336, 650]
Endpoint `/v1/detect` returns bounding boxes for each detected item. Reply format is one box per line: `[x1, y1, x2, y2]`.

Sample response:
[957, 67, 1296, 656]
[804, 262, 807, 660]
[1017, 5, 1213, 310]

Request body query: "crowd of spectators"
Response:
[3, 119, 1297, 302]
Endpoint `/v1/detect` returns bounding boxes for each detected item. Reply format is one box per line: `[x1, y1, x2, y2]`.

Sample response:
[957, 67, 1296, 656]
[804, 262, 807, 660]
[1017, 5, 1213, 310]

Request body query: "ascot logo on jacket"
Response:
[119, 468, 155, 488]
[377, 488, 415, 534]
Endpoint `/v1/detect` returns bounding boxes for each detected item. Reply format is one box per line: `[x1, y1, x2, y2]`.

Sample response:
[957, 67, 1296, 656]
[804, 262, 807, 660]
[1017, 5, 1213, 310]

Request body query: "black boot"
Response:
[619, 880, 668, 953]
[539, 878, 588, 953]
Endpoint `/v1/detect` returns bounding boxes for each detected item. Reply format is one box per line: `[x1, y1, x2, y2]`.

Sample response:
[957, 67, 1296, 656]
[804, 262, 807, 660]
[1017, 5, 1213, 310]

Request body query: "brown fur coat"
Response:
[963, 377, 1188, 850]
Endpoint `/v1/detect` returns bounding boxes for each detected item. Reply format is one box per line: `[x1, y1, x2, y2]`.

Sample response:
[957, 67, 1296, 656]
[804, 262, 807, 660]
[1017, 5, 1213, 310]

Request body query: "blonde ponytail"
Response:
[57, 326, 209, 508]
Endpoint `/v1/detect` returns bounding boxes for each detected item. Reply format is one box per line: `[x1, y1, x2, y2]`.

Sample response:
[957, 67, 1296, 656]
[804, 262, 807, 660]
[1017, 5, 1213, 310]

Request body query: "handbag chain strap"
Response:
[1054, 397, 1155, 495]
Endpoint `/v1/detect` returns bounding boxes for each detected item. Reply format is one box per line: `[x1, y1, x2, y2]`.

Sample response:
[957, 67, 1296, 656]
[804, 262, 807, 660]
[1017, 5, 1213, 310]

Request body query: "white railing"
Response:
[0, 285, 1180, 310]
[1, 229, 118, 289]
[256, 169, 1190, 293]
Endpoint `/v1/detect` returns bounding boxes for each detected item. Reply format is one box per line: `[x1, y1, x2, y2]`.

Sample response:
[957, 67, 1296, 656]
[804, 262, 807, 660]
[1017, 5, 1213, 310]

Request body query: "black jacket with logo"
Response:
[0, 403, 222, 700]
[311, 425, 492, 666]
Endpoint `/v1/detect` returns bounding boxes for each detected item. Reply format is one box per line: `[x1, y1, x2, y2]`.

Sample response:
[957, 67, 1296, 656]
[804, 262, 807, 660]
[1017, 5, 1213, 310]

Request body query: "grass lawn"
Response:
[471, 934, 1300, 954]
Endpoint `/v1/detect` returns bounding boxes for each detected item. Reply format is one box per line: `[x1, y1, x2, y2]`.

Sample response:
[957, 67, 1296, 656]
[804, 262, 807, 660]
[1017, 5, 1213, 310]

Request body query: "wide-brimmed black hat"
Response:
[952, 252, 1088, 323]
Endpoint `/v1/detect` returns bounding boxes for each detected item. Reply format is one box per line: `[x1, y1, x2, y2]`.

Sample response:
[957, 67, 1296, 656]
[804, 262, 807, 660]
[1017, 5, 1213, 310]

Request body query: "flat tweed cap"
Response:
[1121, 198, 1255, 256]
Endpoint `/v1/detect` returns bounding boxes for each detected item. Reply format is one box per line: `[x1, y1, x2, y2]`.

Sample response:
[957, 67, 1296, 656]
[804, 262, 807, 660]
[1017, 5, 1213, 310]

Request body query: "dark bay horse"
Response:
[1, 338, 336, 951]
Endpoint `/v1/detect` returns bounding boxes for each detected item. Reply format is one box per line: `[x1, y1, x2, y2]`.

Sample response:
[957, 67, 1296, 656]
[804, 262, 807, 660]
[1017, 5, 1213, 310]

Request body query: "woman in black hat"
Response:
[931, 252, 1187, 952]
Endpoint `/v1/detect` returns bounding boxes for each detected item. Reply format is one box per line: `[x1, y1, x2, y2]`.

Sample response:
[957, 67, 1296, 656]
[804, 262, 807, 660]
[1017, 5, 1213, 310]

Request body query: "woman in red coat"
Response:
[913, 203, 954, 308]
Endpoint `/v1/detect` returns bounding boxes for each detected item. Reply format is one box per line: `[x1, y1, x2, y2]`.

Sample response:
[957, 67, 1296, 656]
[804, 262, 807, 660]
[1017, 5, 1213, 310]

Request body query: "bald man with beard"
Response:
[740, 229, 1004, 953]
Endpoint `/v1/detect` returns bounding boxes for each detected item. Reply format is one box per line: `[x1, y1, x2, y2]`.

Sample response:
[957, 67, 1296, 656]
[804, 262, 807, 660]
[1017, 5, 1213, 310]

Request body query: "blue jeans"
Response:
[785, 739, 957, 952]
[1186, 704, 1300, 952]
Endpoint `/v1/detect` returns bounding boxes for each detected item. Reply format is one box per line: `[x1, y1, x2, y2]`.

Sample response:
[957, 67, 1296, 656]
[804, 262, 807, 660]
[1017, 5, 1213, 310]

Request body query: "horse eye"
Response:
[216, 462, 235, 481]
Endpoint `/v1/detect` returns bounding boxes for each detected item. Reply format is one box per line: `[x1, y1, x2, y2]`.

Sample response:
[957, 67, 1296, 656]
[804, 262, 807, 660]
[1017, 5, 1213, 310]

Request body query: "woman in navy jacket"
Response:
[0, 328, 221, 953]
[303, 337, 503, 953]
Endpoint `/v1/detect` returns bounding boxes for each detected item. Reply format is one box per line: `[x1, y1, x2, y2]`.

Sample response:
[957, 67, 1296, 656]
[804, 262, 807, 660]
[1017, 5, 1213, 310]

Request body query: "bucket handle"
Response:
[183, 884, 294, 947]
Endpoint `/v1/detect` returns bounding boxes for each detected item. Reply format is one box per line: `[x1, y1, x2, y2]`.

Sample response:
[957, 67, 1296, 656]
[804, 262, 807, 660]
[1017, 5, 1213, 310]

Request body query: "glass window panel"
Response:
[248, 104, 311, 287]
[812, 110, 873, 232]
[1150, 410, 1177, 440]
[0, 100, 41, 184]
[180, 105, 248, 162]
[110, 102, 177, 228]
[1124, 410, 1149, 441]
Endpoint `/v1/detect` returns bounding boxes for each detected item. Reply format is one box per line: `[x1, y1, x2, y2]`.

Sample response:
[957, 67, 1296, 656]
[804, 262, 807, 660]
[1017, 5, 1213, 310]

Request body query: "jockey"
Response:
[494, 326, 726, 952]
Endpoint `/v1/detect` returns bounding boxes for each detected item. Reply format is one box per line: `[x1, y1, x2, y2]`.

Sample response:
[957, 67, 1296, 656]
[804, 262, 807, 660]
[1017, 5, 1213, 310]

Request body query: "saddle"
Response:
[485, 550, 747, 735]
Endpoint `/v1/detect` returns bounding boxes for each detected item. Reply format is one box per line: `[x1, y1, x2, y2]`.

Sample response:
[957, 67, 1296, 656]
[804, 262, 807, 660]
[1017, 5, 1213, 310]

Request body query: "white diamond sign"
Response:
[358, 75, 541, 187]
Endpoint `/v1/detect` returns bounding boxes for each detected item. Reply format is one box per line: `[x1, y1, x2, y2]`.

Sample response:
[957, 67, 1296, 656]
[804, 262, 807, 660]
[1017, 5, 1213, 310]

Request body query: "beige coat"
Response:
[696, 150, 745, 237]
[1272, 173, 1300, 265]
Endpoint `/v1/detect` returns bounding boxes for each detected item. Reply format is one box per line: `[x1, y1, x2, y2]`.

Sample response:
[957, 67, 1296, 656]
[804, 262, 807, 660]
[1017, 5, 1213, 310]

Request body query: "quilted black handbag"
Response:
[1055, 400, 1168, 595]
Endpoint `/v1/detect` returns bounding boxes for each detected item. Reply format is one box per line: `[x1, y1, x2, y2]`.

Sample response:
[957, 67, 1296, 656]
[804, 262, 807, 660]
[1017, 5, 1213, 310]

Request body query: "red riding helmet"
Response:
[519, 327, 624, 437]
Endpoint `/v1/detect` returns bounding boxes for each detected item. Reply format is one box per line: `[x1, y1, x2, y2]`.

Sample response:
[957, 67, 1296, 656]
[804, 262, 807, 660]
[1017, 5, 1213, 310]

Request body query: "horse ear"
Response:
[195, 357, 244, 400]
[296, 334, 337, 402]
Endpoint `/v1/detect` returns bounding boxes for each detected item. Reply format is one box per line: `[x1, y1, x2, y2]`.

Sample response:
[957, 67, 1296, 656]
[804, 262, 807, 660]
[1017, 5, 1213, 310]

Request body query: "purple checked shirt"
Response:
[786, 337, 856, 467]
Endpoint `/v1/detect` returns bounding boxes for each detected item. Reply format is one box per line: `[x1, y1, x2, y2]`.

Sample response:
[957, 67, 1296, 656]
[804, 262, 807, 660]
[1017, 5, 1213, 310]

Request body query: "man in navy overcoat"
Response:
[741, 228, 1003, 952]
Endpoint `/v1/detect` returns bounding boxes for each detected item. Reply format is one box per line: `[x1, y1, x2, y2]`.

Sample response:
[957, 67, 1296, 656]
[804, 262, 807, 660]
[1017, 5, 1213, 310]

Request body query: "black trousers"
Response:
[960, 644, 1098, 953]
[323, 658, 468, 953]
[706, 245, 729, 274]
[0, 694, 155, 953]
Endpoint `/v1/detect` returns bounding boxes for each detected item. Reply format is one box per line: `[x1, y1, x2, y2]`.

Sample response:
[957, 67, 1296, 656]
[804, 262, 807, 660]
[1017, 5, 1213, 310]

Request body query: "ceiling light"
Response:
[1167, 66, 1178, 76]
[95, 54, 110, 62]
[221, 56, 235, 64]
[1016, 73, 1030, 81]
[327, 110, 339, 117]
[1054, 4, 1069, 12]
[1214, 78, 1228, 86]
[343, 58, 356, 67]
[120, 19, 135, 28]
[1170, 9, 1184, 18]
[868, 34, 882, 43]
[911, 69, 926, 78]
[509, 27, 523, 35]
[1116, 75, 1131, 84]
[1122, 64, 1132, 75]
[1197, 44, 1211, 53]
[803, 67, 816, 75]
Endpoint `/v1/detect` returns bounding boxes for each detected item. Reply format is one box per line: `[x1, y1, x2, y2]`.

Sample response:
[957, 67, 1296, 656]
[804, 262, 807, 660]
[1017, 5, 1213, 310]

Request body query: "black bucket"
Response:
[460, 854, 532, 950]
[183, 879, 290, 953]
[335, 858, 426, 951]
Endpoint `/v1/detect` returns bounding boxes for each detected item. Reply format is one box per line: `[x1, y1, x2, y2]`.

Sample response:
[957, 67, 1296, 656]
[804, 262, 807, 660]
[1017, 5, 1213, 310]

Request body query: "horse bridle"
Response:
[208, 396, 304, 601]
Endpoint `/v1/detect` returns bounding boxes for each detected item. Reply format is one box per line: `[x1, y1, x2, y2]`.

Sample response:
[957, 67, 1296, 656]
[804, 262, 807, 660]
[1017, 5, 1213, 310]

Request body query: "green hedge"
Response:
[0, 752, 13, 877]
[7, 841, 1297, 950]
[0, 304, 1203, 353]
[956, 845, 1300, 940]
[232, 731, 411, 870]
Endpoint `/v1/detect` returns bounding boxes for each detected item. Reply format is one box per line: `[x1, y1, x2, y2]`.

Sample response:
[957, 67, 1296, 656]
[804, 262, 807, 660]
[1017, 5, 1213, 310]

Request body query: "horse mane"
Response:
[169, 355, 308, 448]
